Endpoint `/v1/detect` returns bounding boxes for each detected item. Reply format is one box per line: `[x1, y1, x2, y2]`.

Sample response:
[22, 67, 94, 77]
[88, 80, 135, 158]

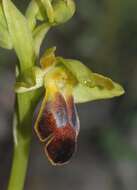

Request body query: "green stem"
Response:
[7, 133, 31, 190]
[8, 90, 42, 190]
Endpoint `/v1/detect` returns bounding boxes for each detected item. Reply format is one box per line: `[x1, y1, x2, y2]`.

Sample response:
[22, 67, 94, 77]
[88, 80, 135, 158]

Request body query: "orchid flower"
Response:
[0, 0, 125, 189]
[16, 48, 124, 165]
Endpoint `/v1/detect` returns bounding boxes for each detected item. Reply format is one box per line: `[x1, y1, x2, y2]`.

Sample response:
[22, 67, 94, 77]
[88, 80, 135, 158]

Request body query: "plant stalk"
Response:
[7, 90, 42, 190]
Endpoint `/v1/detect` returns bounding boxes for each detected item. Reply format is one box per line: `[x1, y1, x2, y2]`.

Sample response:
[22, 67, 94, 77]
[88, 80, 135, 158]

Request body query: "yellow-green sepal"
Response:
[73, 75, 125, 103]
[57, 57, 95, 87]
[57, 58, 125, 103]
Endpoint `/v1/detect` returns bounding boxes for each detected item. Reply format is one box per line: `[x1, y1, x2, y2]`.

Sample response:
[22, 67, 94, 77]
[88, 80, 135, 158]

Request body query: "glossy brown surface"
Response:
[35, 92, 80, 165]
[45, 124, 76, 165]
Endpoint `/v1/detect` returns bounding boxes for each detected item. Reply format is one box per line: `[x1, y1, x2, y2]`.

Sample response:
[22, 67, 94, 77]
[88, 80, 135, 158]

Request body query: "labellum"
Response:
[33, 66, 80, 165]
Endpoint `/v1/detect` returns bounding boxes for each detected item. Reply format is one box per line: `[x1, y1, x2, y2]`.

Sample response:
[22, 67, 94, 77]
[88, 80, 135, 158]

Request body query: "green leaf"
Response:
[2, 0, 35, 72]
[0, 2, 12, 49]
[57, 58, 125, 103]
[0, 28, 12, 49]
[33, 23, 50, 57]
[0, 2, 7, 29]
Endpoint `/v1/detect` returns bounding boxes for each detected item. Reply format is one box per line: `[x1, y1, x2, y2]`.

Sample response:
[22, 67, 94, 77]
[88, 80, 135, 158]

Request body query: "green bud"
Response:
[30, 0, 76, 25]
[52, 0, 76, 25]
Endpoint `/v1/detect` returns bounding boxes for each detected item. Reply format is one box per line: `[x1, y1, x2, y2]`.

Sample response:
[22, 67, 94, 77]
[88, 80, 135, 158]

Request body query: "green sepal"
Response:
[2, 0, 35, 72]
[73, 78, 124, 103]
[57, 57, 95, 87]
[57, 58, 125, 103]
[15, 48, 125, 103]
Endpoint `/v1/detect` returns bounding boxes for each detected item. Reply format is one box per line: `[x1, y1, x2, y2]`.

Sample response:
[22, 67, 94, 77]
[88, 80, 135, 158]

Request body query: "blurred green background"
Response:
[1, 0, 137, 189]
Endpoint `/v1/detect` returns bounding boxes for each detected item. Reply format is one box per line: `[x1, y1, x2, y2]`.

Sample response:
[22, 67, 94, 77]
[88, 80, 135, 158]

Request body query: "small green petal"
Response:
[15, 67, 45, 93]
[33, 23, 51, 57]
[40, 47, 57, 68]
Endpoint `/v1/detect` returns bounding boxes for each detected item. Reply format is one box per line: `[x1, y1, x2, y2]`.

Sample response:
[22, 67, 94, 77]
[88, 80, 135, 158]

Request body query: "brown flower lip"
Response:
[45, 124, 77, 165]
[34, 92, 80, 165]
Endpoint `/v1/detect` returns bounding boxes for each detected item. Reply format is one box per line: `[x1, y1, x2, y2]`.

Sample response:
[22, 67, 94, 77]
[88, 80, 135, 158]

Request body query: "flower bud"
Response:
[38, 0, 76, 25]
[52, 0, 76, 25]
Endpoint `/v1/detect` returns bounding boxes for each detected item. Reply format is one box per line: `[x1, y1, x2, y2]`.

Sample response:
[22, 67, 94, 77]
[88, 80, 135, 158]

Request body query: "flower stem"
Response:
[8, 90, 42, 190]
[7, 132, 31, 190]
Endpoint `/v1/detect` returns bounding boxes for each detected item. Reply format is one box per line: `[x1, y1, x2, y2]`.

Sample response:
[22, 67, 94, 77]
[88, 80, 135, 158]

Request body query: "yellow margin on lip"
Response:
[34, 91, 49, 142]
[34, 85, 58, 142]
